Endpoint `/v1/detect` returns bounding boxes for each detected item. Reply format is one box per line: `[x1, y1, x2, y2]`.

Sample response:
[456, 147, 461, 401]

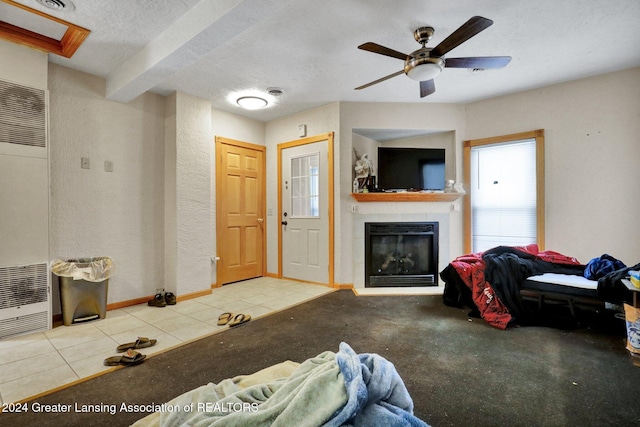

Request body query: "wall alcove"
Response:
[351, 128, 457, 196]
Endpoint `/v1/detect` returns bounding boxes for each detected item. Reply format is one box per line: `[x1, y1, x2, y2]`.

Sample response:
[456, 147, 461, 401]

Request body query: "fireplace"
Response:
[365, 222, 439, 287]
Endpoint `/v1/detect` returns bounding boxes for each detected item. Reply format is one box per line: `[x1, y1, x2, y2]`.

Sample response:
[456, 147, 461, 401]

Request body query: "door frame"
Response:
[215, 136, 267, 286]
[463, 129, 545, 254]
[277, 132, 335, 287]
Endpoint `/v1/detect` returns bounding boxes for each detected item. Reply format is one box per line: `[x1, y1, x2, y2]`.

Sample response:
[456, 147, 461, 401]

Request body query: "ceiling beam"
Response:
[105, 0, 284, 103]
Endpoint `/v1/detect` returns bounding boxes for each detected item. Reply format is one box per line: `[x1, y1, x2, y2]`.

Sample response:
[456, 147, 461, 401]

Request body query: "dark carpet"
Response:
[3, 290, 639, 426]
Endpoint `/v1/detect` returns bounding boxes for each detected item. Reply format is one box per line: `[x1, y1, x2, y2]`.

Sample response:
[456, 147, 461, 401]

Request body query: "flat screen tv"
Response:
[377, 147, 445, 191]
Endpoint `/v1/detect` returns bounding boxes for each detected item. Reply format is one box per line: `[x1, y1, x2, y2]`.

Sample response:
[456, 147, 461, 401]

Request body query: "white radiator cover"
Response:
[0, 79, 51, 338]
[0, 263, 50, 339]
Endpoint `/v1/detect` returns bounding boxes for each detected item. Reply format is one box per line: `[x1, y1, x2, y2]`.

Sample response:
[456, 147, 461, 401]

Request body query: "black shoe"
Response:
[164, 292, 176, 305]
[148, 293, 166, 307]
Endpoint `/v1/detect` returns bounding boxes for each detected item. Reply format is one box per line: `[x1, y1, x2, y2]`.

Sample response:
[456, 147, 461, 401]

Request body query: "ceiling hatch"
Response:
[0, 0, 90, 58]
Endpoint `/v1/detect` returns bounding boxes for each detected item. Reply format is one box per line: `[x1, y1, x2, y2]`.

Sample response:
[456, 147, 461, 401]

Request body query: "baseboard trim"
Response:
[52, 288, 214, 325]
[107, 296, 152, 311]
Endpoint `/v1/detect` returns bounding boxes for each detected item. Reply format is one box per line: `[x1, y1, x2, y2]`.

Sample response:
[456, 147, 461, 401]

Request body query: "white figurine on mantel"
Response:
[354, 153, 373, 179]
[444, 179, 455, 192]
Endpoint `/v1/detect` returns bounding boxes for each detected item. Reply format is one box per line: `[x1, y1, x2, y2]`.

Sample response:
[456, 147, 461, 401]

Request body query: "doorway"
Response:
[215, 136, 266, 286]
[463, 130, 545, 253]
[277, 133, 334, 286]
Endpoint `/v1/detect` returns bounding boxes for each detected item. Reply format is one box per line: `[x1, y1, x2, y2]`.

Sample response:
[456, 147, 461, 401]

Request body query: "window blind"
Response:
[471, 139, 537, 252]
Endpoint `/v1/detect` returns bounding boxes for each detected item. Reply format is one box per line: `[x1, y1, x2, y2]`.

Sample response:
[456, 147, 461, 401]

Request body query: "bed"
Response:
[440, 244, 636, 329]
[521, 273, 602, 317]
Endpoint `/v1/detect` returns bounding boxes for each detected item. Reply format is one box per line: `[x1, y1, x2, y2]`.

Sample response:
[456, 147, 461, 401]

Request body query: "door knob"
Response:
[257, 218, 264, 223]
[281, 221, 288, 226]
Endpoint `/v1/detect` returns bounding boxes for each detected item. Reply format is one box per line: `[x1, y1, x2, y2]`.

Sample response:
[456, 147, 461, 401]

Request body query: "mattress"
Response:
[522, 273, 599, 299]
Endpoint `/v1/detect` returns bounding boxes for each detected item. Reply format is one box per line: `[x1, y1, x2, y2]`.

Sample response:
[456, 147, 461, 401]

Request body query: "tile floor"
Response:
[0, 277, 334, 405]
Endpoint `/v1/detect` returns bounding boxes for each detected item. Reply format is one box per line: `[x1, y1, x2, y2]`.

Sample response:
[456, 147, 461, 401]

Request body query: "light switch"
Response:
[81, 157, 90, 169]
[104, 160, 114, 172]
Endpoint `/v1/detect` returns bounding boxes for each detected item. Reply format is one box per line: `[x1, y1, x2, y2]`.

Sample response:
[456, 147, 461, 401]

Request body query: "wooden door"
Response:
[216, 137, 265, 285]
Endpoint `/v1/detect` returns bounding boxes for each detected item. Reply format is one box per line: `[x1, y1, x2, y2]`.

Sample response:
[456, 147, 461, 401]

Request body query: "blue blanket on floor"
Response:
[326, 342, 429, 427]
[132, 342, 427, 427]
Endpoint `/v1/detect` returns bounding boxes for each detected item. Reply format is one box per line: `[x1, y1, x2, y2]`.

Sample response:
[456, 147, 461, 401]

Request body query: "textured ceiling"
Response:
[9, 0, 640, 122]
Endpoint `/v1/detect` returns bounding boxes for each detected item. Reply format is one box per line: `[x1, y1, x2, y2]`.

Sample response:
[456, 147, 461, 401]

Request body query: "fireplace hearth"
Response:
[365, 222, 439, 287]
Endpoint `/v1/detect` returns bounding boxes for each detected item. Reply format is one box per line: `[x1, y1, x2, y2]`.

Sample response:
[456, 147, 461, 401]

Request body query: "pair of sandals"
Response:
[217, 312, 251, 327]
[148, 292, 176, 307]
[103, 337, 157, 366]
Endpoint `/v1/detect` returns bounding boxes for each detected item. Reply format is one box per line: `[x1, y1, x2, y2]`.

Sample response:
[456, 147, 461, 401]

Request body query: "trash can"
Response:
[51, 257, 113, 326]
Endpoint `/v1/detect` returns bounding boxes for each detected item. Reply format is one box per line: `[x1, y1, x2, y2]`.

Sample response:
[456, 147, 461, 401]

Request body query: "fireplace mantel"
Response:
[351, 192, 463, 202]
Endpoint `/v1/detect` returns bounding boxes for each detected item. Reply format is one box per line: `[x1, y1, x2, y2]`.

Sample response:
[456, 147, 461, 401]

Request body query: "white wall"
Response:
[465, 67, 640, 265]
[48, 64, 166, 307]
[171, 92, 212, 296]
[0, 40, 47, 89]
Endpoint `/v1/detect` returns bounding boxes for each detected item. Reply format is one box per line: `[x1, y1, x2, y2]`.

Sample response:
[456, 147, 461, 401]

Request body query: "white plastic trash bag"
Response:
[51, 257, 113, 282]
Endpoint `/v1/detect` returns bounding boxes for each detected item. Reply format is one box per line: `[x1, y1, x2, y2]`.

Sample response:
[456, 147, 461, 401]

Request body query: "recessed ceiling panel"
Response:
[0, 2, 67, 39]
[0, 0, 89, 58]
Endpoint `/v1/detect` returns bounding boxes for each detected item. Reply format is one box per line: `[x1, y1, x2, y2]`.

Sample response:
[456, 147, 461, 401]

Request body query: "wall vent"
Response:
[0, 312, 49, 339]
[0, 263, 50, 339]
[0, 80, 46, 148]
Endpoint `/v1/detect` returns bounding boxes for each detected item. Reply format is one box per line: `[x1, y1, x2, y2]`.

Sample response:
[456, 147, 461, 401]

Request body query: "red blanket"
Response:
[449, 244, 581, 329]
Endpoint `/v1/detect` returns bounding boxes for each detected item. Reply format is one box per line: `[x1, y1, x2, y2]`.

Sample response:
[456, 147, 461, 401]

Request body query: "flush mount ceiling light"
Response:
[36, 0, 75, 11]
[236, 96, 268, 110]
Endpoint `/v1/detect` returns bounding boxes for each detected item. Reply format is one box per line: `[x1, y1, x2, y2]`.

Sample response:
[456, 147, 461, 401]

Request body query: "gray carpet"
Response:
[3, 290, 639, 426]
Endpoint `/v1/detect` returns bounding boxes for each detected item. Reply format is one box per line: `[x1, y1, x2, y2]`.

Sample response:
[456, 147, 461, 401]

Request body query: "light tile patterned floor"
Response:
[0, 277, 334, 404]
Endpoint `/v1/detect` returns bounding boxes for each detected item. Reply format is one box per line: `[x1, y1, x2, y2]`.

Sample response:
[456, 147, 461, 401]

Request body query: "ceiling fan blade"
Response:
[355, 70, 405, 90]
[445, 56, 511, 69]
[431, 16, 494, 57]
[420, 79, 435, 98]
[358, 42, 408, 60]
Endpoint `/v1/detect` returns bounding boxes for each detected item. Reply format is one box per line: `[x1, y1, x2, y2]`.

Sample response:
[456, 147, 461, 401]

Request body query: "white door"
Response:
[280, 139, 329, 284]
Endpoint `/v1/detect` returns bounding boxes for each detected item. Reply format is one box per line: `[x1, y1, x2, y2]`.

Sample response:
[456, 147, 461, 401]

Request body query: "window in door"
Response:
[463, 130, 545, 254]
[291, 153, 320, 218]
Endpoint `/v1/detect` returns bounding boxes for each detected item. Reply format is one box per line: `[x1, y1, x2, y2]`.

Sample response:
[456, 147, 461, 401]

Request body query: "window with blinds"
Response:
[471, 139, 537, 252]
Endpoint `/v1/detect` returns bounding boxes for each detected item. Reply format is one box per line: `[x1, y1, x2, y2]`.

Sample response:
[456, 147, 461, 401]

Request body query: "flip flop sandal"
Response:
[103, 349, 146, 366]
[217, 312, 235, 325]
[228, 313, 251, 327]
[116, 337, 157, 353]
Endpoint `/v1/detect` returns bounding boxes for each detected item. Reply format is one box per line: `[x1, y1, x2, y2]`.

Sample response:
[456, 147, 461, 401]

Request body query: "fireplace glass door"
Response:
[365, 222, 438, 287]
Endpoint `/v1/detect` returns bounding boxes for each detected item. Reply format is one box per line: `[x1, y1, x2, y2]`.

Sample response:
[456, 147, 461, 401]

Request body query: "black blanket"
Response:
[482, 247, 585, 321]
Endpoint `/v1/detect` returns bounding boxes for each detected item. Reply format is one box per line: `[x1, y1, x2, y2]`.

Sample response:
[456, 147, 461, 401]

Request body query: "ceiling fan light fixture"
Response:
[236, 96, 268, 110]
[405, 56, 444, 81]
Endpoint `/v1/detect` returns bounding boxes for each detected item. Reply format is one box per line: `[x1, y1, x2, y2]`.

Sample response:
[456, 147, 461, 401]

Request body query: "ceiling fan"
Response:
[355, 16, 511, 97]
